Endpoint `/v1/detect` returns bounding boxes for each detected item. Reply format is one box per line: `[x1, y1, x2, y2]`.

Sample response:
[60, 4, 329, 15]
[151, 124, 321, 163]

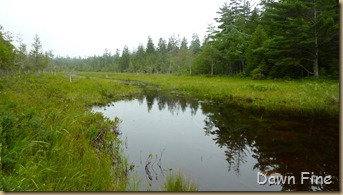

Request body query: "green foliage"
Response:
[250, 65, 266, 80]
[119, 46, 130, 72]
[29, 34, 46, 72]
[189, 34, 201, 55]
[246, 25, 268, 76]
[0, 26, 16, 73]
[261, 0, 339, 78]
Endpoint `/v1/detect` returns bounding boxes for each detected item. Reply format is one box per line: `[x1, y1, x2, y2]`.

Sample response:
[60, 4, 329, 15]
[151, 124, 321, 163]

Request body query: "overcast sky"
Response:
[0, 0, 258, 57]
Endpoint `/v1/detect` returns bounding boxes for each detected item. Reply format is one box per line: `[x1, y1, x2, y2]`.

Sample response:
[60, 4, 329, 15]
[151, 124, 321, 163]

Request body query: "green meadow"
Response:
[80, 72, 340, 117]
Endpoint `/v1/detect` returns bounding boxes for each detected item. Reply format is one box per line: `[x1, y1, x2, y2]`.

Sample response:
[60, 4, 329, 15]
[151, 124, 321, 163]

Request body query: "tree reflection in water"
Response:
[136, 87, 339, 191]
[200, 101, 339, 191]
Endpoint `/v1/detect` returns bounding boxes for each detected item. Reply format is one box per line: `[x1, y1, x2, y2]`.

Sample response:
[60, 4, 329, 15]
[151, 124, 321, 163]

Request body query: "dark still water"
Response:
[92, 90, 339, 191]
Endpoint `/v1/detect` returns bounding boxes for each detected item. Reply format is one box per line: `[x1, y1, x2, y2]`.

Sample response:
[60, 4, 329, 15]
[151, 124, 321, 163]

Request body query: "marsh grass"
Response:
[162, 171, 198, 191]
[79, 72, 339, 117]
[0, 73, 140, 191]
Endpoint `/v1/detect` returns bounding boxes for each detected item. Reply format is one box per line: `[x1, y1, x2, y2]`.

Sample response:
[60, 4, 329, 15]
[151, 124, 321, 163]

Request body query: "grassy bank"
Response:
[79, 72, 339, 117]
[0, 73, 140, 190]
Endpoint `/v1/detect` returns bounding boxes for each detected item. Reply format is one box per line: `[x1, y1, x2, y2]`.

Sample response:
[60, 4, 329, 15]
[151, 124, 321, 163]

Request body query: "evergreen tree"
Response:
[167, 35, 179, 73]
[189, 33, 201, 55]
[180, 37, 188, 51]
[189, 34, 201, 75]
[245, 8, 260, 34]
[261, 0, 339, 78]
[177, 37, 190, 74]
[146, 36, 157, 73]
[0, 26, 16, 74]
[119, 45, 130, 72]
[157, 38, 168, 73]
[245, 25, 269, 78]
[30, 34, 44, 72]
[146, 36, 155, 54]
[131, 44, 146, 72]
[44, 50, 55, 74]
[16, 34, 28, 73]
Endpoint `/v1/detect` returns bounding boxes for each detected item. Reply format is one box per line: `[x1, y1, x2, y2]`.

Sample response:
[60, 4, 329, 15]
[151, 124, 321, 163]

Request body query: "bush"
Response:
[250, 66, 265, 80]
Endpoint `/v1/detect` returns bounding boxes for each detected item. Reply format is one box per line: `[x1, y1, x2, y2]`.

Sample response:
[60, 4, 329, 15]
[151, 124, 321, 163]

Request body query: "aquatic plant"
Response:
[162, 171, 198, 191]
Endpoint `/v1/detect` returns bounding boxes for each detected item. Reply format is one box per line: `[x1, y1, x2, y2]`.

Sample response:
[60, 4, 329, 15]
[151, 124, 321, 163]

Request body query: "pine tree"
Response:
[246, 25, 268, 77]
[189, 33, 201, 55]
[30, 34, 43, 72]
[146, 36, 157, 73]
[119, 45, 130, 72]
[146, 36, 155, 55]
[261, 0, 339, 78]
[180, 37, 188, 51]
[157, 38, 168, 73]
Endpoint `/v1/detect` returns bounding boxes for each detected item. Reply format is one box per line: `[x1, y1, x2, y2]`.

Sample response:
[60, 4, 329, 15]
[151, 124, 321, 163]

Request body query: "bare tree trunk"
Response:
[189, 61, 192, 75]
[169, 62, 171, 74]
[313, 47, 319, 78]
[313, 1, 319, 78]
[241, 59, 245, 73]
[211, 59, 214, 76]
[69, 70, 73, 82]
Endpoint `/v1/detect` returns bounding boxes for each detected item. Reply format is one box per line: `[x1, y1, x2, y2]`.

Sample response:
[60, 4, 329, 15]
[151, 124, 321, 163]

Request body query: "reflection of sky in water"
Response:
[93, 97, 281, 191]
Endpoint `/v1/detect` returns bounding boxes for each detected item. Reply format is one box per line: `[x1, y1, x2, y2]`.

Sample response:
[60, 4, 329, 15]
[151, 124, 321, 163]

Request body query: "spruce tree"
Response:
[30, 34, 43, 72]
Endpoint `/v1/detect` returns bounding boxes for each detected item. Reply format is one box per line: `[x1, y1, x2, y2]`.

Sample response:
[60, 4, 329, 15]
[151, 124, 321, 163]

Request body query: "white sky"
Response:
[0, 0, 258, 57]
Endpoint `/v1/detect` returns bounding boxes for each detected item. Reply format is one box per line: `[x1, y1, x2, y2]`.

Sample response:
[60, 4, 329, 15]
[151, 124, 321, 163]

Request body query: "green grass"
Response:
[162, 171, 198, 191]
[79, 72, 339, 117]
[0, 73, 140, 191]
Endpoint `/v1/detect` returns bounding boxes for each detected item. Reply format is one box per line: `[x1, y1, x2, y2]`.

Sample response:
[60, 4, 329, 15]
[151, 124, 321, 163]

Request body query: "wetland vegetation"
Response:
[82, 72, 339, 117]
[0, 0, 339, 191]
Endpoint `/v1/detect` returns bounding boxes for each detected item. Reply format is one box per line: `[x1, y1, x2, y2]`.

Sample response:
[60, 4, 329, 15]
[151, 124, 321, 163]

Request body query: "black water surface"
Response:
[92, 88, 339, 191]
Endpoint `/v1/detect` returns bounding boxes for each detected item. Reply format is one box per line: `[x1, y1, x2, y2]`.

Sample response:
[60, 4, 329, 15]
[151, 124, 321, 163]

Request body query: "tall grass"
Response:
[0, 73, 140, 191]
[162, 171, 198, 191]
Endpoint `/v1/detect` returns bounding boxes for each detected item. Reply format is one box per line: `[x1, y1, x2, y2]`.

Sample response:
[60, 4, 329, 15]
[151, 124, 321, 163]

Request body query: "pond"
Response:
[92, 88, 339, 191]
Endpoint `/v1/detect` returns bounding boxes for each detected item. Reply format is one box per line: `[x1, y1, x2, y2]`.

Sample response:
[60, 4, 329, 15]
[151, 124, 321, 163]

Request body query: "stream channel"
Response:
[92, 81, 339, 191]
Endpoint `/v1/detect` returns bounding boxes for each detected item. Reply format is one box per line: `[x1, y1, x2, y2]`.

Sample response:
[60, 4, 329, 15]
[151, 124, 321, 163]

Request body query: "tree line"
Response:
[195, 0, 338, 78]
[0, 27, 55, 75]
[1, 0, 339, 79]
[53, 34, 201, 74]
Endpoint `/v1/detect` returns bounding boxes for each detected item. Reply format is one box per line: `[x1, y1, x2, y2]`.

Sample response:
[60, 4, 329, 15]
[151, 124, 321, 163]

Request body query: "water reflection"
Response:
[94, 87, 339, 191]
[200, 101, 339, 191]
[132, 88, 201, 117]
